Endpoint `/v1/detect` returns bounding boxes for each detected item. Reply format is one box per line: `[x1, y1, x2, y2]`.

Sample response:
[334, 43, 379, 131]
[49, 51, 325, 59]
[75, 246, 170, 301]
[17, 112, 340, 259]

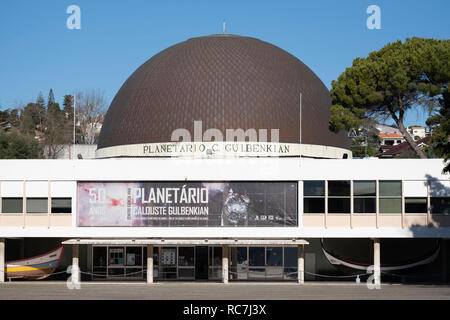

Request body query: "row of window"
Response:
[1, 198, 72, 214]
[304, 181, 449, 214]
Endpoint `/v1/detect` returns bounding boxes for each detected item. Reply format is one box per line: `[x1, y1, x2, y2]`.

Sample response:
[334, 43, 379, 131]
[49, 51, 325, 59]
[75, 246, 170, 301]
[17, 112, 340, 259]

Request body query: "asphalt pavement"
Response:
[0, 281, 449, 300]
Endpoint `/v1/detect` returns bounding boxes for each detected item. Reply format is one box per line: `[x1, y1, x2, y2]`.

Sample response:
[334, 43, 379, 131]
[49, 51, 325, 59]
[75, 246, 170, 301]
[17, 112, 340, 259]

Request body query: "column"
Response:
[373, 238, 381, 286]
[222, 245, 229, 284]
[297, 245, 305, 284]
[443, 239, 448, 283]
[0, 238, 5, 283]
[147, 244, 154, 284]
[72, 244, 80, 284]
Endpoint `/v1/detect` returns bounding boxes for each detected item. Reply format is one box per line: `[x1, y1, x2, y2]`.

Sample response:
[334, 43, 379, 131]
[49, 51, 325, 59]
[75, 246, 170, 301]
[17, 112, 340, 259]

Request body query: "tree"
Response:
[63, 94, 74, 120]
[427, 83, 450, 173]
[75, 90, 107, 144]
[0, 109, 9, 122]
[47, 89, 61, 116]
[330, 38, 450, 159]
[0, 128, 42, 159]
[34, 92, 46, 130]
[20, 104, 37, 135]
[61, 94, 75, 145]
[43, 110, 69, 159]
[8, 109, 20, 127]
[47, 89, 55, 107]
[349, 119, 381, 158]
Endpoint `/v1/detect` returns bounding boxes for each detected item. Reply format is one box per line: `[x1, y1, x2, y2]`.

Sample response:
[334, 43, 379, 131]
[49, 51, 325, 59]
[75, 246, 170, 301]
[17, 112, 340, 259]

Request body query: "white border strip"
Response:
[96, 142, 352, 159]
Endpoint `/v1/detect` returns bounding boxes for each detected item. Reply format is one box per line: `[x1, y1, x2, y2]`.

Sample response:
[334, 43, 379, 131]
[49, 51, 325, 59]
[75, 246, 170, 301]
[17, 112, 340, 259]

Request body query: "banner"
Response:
[77, 182, 297, 227]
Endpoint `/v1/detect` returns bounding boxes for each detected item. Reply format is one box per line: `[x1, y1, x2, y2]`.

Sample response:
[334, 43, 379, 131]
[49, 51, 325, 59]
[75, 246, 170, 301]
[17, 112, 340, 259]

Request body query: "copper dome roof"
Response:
[97, 34, 349, 152]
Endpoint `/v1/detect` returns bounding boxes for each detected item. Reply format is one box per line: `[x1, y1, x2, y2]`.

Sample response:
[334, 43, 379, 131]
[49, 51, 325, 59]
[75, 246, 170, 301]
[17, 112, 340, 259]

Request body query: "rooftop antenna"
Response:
[222, 20, 226, 34]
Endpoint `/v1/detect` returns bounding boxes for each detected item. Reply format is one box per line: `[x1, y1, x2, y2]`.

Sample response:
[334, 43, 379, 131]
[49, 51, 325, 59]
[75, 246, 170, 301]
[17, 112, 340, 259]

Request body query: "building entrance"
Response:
[195, 246, 208, 280]
[92, 245, 223, 281]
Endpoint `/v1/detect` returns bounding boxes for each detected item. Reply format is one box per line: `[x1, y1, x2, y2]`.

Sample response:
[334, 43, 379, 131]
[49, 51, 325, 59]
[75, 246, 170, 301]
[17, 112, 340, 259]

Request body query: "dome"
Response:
[96, 34, 350, 158]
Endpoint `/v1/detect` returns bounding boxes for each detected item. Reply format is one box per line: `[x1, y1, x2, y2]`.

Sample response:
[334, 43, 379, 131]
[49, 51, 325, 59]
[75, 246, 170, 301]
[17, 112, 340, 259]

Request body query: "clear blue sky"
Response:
[0, 0, 449, 127]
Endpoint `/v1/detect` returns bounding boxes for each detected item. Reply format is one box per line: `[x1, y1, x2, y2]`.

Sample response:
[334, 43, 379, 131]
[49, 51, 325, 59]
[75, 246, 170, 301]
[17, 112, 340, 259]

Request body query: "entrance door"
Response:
[195, 246, 208, 280]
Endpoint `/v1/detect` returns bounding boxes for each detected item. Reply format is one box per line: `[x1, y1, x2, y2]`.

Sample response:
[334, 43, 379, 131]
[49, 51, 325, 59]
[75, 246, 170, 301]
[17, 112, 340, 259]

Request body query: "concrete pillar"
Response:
[0, 238, 5, 283]
[72, 244, 80, 284]
[373, 238, 381, 286]
[222, 245, 229, 284]
[297, 245, 305, 284]
[443, 239, 448, 283]
[147, 244, 154, 284]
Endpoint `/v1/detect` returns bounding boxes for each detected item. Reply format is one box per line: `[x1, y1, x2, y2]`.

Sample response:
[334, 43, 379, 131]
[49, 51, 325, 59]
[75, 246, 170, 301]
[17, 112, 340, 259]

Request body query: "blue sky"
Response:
[0, 0, 449, 127]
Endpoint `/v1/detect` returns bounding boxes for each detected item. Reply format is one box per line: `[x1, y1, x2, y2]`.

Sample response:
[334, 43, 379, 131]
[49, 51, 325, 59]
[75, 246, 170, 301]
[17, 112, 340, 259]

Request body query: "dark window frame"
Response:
[353, 180, 376, 214]
[303, 181, 325, 214]
[405, 197, 427, 214]
[26, 197, 48, 214]
[379, 180, 402, 214]
[1, 197, 23, 214]
[430, 197, 450, 215]
[328, 180, 350, 214]
[51, 197, 72, 214]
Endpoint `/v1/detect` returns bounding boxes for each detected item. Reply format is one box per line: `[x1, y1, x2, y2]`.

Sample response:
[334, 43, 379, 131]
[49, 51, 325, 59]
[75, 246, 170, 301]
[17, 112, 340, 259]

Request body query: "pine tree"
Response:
[330, 37, 450, 159]
[36, 92, 45, 108]
[35, 92, 46, 130]
[47, 89, 55, 109]
[63, 95, 74, 120]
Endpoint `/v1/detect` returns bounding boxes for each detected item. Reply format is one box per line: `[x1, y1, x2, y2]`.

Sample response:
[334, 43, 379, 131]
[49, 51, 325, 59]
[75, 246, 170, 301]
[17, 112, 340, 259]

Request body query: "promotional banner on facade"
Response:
[77, 182, 297, 227]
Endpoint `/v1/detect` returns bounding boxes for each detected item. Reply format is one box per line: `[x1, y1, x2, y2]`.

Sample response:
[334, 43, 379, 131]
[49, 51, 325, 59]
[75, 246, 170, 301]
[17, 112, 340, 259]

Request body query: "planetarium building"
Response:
[0, 35, 449, 285]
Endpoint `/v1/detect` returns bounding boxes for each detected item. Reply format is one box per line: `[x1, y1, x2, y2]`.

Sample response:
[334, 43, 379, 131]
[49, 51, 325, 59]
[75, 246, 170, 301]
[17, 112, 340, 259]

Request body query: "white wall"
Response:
[0, 158, 449, 238]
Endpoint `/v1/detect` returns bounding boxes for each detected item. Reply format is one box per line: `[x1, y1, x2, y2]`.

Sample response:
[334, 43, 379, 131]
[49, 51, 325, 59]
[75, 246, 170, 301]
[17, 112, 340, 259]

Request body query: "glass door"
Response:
[178, 247, 195, 280]
[195, 246, 208, 280]
[208, 246, 222, 280]
[125, 247, 143, 278]
[160, 247, 177, 280]
[92, 246, 107, 279]
[108, 247, 125, 278]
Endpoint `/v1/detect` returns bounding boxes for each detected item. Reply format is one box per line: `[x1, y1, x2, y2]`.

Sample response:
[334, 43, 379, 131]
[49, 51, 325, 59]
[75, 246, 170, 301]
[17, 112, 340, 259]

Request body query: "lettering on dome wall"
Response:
[77, 182, 298, 227]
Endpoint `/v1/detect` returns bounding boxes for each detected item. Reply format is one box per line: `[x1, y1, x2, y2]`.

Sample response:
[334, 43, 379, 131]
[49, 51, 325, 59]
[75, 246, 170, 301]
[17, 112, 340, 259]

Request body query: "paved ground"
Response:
[0, 282, 450, 300]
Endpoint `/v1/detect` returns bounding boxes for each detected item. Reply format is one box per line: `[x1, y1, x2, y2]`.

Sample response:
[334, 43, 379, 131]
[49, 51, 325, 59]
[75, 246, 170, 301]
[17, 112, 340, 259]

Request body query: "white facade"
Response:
[0, 158, 449, 239]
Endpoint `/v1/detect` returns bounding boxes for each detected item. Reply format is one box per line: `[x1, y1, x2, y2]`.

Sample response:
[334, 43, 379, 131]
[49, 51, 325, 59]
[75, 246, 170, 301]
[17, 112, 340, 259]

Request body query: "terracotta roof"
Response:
[379, 132, 404, 139]
[378, 136, 431, 157]
[97, 34, 349, 151]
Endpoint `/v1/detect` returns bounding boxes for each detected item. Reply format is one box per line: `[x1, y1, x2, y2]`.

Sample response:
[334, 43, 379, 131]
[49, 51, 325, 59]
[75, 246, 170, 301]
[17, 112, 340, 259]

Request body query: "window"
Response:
[303, 181, 325, 213]
[236, 247, 247, 265]
[249, 247, 265, 266]
[26, 198, 47, 214]
[405, 198, 427, 214]
[283, 247, 298, 280]
[379, 181, 402, 213]
[109, 247, 124, 266]
[1, 198, 23, 214]
[126, 247, 142, 266]
[92, 246, 107, 279]
[209, 246, 222, 266]
[266, 247, 282, 267]
[431, 198, 450, 215]
[178, 247, 194, 266]
[51, 198, 71, 213]
[354, 181, 376, 213]
[328, 181, 350, 213]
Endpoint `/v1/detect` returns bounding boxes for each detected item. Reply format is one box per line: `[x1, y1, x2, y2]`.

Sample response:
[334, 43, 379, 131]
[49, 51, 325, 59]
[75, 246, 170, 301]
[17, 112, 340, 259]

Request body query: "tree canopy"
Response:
[330, 37, 450, 162]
